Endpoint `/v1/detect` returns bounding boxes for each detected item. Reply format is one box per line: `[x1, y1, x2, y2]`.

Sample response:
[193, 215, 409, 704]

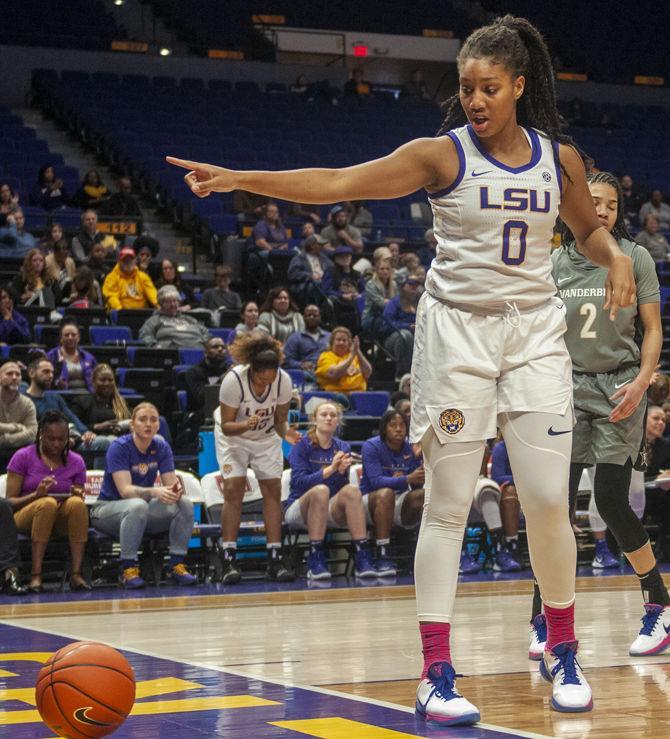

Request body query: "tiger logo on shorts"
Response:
[439, 409, 465, 435]
[222, 464, 232, 475]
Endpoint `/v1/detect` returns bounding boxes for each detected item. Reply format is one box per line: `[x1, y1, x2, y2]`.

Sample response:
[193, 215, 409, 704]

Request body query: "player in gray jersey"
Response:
[530, 172, 669, 658]
[167, 16, 637, 722]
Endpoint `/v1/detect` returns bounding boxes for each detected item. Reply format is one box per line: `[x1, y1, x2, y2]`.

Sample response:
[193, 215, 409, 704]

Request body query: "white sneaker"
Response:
[528, 613, 547, 660]
[540, 641, 592, 713]
[415, 662, 480, 726]
[629, 604, 670, 656]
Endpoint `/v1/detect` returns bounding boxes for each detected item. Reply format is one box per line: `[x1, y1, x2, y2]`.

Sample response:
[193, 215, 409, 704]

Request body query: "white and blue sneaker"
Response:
[540, 641, 593, 713]
[591, 539, 619, 569]
[354, 548, 377, 578]
[306, 550, 331, 581]
[459, 552, 481, 575]
[629, 604, 670, 656]
[376, 556, 397, 577]
[415, 662, 480, 726]
[528, 613, 547, 660]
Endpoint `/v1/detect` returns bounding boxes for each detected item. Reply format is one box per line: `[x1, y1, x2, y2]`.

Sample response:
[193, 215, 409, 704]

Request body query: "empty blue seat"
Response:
[209, 328, 235, 344]
[90, 325, 132, 346]
[285, 369, 306, 390]
[349, 391, 390, 417]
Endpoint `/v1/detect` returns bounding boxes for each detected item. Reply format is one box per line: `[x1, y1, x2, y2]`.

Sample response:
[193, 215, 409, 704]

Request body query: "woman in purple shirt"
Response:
[6, 410, 90, 593]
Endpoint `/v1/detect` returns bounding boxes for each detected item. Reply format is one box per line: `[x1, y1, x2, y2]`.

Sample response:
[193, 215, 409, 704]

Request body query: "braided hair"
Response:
[437, 15, 576, 152]
[560, 171, 633, 245]
[36, 409, 70, 465]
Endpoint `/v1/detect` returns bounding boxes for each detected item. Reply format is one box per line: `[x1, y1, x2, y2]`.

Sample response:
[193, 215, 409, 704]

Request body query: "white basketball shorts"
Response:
[410, 292, 573, 444]
[216, 434, 283, 480]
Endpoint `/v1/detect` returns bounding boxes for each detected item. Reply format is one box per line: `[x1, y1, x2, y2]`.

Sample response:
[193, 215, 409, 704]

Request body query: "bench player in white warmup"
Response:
[167, 13, 635, 725]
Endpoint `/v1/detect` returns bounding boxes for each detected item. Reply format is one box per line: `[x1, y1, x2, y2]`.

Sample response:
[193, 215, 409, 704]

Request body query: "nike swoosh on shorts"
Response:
[547, 427, 572, 436]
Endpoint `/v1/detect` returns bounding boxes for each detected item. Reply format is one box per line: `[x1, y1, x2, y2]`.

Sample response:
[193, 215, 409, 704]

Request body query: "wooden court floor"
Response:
[2, 575, 669, 738]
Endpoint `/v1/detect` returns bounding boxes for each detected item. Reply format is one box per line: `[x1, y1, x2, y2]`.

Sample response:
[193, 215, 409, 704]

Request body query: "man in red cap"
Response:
[102, 246, 158, 310]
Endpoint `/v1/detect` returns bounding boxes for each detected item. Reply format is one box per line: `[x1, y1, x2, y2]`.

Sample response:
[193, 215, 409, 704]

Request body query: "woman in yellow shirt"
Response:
[315, 326, 372, 394]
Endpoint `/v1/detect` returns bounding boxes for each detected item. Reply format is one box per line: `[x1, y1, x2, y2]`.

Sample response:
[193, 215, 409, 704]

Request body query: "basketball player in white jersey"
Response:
[167, 14, 635, 724]
[216, 332, 300, 584]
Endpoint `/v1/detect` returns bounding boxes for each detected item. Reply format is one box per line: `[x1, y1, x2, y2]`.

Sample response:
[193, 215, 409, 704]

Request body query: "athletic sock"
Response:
[120, 559, 137, 571]
[531, 578, 543, 621]
[353, 538, 369, 553]
[222, 543, 237, 560]
[376, 538, 390, 557]
[544, 601, 576, 651]
[638, 565, 670, 606]
[168, 554, 183, 568]
[309, 540, 324, 554]
[419, 622, 452, 679]
[266, 542, 282, 560]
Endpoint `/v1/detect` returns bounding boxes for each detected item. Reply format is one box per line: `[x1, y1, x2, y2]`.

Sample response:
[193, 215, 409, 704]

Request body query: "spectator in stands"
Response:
[40, 222, 66, 254]
[287, 234, 332, 307]
[6, 410, 90, 592]
[235, 300, 259, 334]
[11, 249, 60, 309]
[182, 337, 229, 422]
[635, 214, 669, 261]
[0, 210, 37, 255]
[252, 202, 289, 252]
[283, 305, 331, 372]
[360, 409, 425, 576]
[257, 287, 305, 343]
[139, 285, 210, 348]
[289, 74, 339, 105]
[639, 189, 670, 231]
[344, 67, 372, 97]
[288, 202, 322, 225]
[620, 175, 645, 226]
[84, 241, 111, 285]
[31, 164, 68, 210]
[395, 252, 422, 283]
[134, 235, 161, 283]
[0, 361, 37, 465]
[201, 264, 242, 320]
[25, 357, 110, 456]
[101, 177, 142, 218]
[286, 400, 375, 580]
[65, 265, 103, 309]
[46, 319, 96, 392]
[321, 246, 365, 298]
[71, 210, 106, 261]
[315, 326, 371, 396]
[649, 370, 670, 406]
[643, 406, 670, 559]
[386, 241, 401, 269]
[331, 277, 362, 335]
[45, 240, 76, 297]
[0, 497, 26, 594]
[90, 402, 197, 589]
[0, 287, 30, 344]
[156, 258, 195, 310]
[232, 190, 269, 221]
[418, 228, 438, 269]
[75, 169, 109, 210]
[320, 205, 363, 254]
[383, 272, 423, 377]
[362, 253, 397, 336]
[349, 201, 373, 238]
[408, 69, 430, 100]
[71, 363, 131, 440]
[0, 183, 19, 217]
[102, 246, 158, 311]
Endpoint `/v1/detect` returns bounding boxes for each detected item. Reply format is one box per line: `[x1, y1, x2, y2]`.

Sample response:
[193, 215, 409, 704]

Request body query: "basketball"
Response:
[35, 641, 136, 738]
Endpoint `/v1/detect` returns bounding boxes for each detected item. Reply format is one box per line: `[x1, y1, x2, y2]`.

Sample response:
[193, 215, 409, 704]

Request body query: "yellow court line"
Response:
[270, 717, 423, 738]
[0, 653, 53, 663]
[134, 677, 204, 699]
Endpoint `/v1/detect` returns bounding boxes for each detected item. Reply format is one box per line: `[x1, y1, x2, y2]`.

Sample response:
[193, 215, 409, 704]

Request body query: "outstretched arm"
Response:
[166, 137, 452, 204]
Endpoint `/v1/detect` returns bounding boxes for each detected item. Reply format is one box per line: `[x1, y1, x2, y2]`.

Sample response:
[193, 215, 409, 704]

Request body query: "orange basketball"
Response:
[35, 641, 136, 739]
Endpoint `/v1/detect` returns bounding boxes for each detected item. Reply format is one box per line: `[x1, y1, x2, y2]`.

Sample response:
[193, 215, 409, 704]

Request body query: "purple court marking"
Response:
[0, 623, 542, 738]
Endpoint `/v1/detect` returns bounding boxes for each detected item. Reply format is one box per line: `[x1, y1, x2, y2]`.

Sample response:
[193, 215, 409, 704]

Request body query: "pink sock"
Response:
[544, 602, 575, 651]
[419, 622, 451, 678]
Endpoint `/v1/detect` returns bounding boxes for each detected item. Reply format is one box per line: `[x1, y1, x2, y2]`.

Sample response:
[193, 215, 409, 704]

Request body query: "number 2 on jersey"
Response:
[501, 220, 528, 265]
[580, 302, 597, 339]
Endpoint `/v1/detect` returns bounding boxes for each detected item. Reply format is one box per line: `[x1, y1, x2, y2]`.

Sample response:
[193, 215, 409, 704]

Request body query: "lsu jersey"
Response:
[218, 364, 292, 441]
[425, 124, 562, 312]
